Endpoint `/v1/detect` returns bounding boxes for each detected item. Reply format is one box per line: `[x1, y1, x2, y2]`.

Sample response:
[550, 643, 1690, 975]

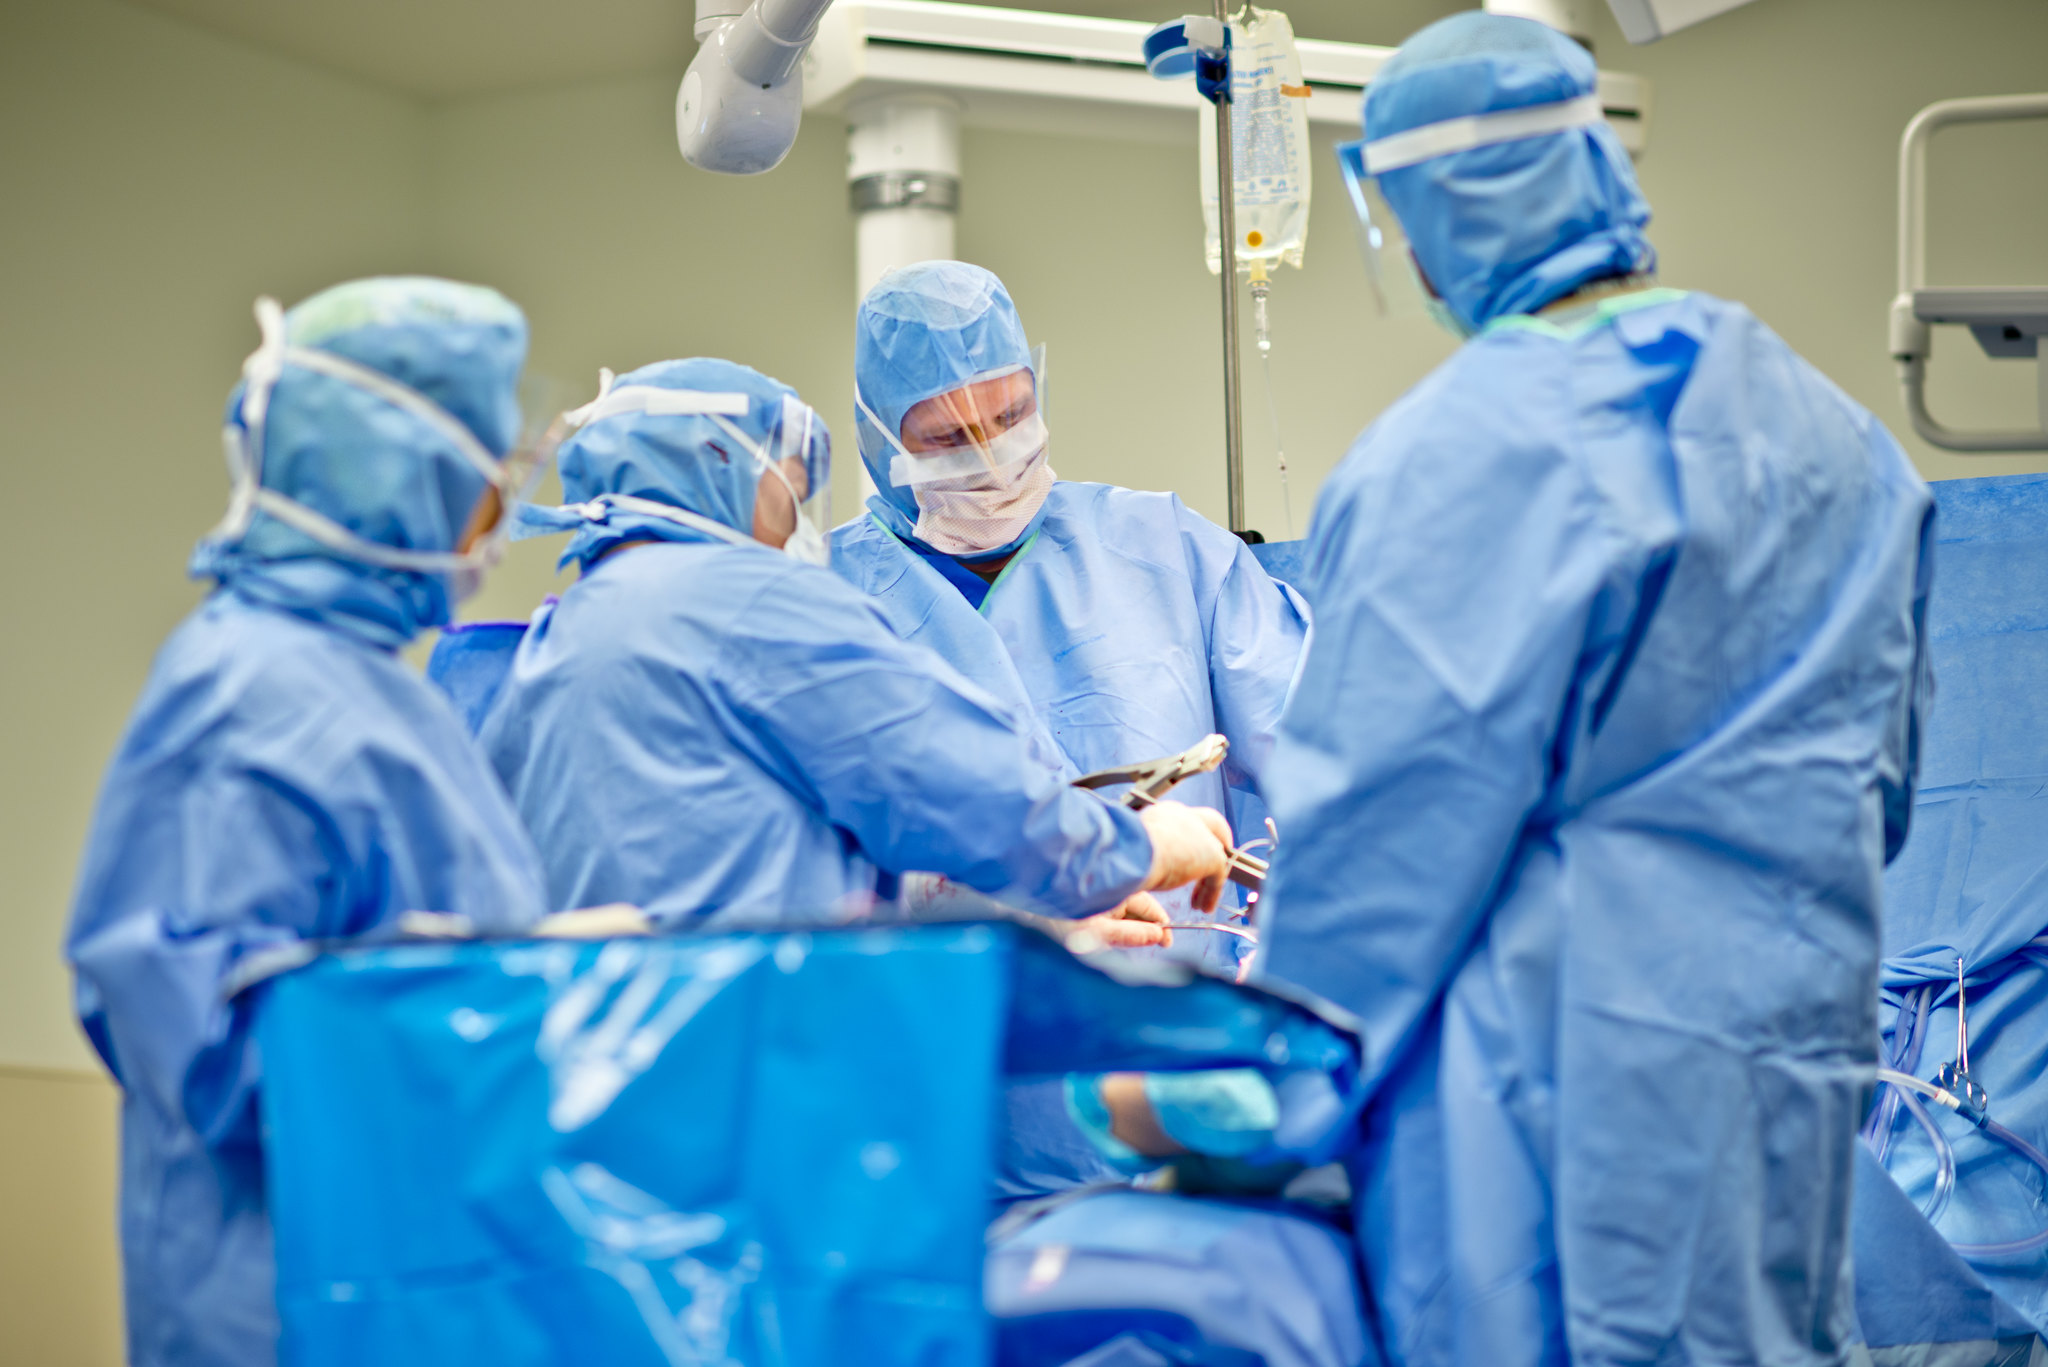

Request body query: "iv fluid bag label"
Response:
[1201, 9, 1312, 275]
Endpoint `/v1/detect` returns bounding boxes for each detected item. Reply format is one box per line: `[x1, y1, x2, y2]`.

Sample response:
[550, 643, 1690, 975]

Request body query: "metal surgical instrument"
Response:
[1073, 734, 1271, 895]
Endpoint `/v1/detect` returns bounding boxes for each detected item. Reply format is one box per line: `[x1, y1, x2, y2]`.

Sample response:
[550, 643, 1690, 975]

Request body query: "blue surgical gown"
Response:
[65, 589, 548, 1367]
[1258, 290, 1934, 1367]
[478, 537, 1154, 923]
[831, 480, 1311, 965]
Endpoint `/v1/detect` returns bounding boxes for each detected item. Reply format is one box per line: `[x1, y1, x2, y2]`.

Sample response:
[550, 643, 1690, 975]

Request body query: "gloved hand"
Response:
[1077, 893, 1173, 948]
[1137, 801, 1232, 913]
[1067, 1069, 1280, 1161]
[1066, 1069, 1305, 1194]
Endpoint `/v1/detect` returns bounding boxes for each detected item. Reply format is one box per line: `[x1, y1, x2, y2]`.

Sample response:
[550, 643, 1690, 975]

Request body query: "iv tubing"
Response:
[1872, 1065, 2048, 1258]
[1952, 1118, 2048, 1258]
[1894, 1086, 1956, 1229]
[1867, 983, 1934, 1161]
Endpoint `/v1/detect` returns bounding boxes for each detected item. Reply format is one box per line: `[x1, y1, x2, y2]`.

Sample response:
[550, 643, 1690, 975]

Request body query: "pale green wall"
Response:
[0, 0, 432, 1073]
[1604, 0, 2048, 477]
[427, 73, 863, 625]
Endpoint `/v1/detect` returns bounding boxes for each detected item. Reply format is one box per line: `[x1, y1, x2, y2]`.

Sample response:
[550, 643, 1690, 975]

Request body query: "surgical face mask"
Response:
[856, 361, 1055, 556]
[210, 297, 547, 591]
[907, 424, 1053, 557]
[559, 375, 832, 565]
[779, 499, 829, 565]
[758, 453, 830, 565]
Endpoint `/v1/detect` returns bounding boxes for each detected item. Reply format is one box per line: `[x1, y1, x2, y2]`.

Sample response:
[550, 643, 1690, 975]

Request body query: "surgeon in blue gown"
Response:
[481, 356, 1232, 932]
[66, 278, 552, 1367]
[1256, 15, 1935, 1367]
[830, 261, 1310, 971]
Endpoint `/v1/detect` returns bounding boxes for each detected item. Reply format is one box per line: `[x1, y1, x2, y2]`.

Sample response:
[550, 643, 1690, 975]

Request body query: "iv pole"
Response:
[1208, 0, 1248, 535]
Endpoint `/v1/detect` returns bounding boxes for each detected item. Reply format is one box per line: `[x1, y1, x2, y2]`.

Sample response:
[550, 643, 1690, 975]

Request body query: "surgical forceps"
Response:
[1073, 734, 1271, 906]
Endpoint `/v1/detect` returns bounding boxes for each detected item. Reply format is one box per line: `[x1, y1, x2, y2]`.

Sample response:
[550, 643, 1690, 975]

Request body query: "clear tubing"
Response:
[1893, 1086, 1957, 1229]
[1257, 339, 1293, 541]
[1245, 265, 1291, 539]
[1891, 984, 1934, 1154]
[1866, 984, 1934, 1161]
[1875, 1055, 2048, 1259]
[1904, 984, 1934, 1073]
[1951, 1118, 2048, 1258]
[1877, 1066, 1966, 1108]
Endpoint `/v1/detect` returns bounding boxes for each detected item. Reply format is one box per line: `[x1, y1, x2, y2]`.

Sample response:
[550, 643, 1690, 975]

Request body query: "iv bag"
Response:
[1200, 8, 1312, 276]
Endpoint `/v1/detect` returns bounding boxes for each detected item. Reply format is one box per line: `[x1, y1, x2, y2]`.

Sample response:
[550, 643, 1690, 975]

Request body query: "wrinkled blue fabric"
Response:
[259, 926, 1010, 1367]
[528, 356, 829, 572]
[1850, 1145, 2042, 1354]
[854, 260, 1048, 557]
[485, 372, 1154, 926]
[833, 484, 1310, 975]
[190, 277, 528, 649]
[912, 537, 1000, 608]
[66, 591, 548, 1367]
[483, 539, 1150, 923]
[1364, 14, 1655, 336]
[253, 921, 1367, 1367]
[1879, 475, 2048, 983]
[425, 620, 532, 735]
[1869, 474, 2048, 1335]
[1868, 964, 2048, 1337]
[1258, 290, 1933, 1367]
[1246, 541, 1311, 605]
[988, 1191, 1374, 1367]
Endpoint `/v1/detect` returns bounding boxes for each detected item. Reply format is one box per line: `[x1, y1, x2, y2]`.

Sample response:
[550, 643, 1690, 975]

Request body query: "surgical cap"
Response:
[193, 275, 529, 646]
[549, 357, 829, 571]
[1365, 13, 1654, 333]
[854, 262, 1033, 520]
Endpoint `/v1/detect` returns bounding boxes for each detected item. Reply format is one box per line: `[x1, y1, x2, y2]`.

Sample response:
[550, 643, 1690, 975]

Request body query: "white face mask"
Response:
[754, 445, 830, 565]
[908, 421, 1053, 557]
[855, 367, 1056, 557]
[210, 297, 545, 591]
[779, 500, 830, 566]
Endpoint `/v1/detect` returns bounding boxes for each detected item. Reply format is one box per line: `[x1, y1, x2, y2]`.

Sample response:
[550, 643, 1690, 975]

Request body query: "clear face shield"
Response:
[1334, 139, 1391, 317]
[213, 297, 553, 599]
[752, 391, 832, 564]
[558, 375, 833, 565]
[855, 345, 1049, 492]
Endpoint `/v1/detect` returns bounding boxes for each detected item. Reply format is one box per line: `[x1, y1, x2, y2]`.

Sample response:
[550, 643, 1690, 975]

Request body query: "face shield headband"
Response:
[543, 372, 832, 566]
[209, 297, 549, 581]
[1334, 92, 1606, 312]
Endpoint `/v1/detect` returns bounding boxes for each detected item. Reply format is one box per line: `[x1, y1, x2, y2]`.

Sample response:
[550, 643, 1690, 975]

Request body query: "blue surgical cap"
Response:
[194, 276, 529, 647]
[854, 261, 1033, 524]
[1365, 13, 1654, 333]
[548, 357, 829, 572]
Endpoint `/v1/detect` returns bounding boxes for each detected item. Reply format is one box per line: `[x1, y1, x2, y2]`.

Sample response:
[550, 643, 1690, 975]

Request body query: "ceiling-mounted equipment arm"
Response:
[678, 0, 838, 174]
[1890, 93, 2048, 454]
